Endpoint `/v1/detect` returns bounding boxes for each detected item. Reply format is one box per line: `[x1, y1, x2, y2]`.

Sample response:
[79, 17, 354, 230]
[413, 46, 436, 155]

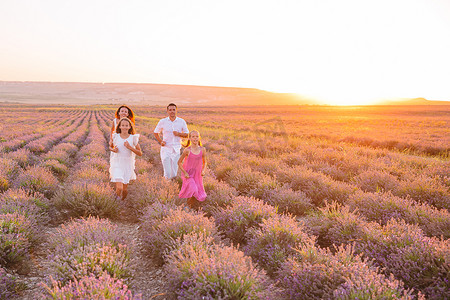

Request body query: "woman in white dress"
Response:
[109, 117, 142, 200]
[110, 105, 135, 148]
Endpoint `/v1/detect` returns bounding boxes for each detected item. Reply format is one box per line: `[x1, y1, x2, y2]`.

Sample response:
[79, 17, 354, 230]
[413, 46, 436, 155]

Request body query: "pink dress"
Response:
[179, 148, 206, 201]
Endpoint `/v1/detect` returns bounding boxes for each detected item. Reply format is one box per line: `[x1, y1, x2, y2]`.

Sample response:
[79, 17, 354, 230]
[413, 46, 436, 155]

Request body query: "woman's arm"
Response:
[110, 121, 116, 146]
[178, 148, 190, 177]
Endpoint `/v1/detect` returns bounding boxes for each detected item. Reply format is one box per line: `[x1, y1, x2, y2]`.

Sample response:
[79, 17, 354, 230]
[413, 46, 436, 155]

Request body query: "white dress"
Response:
[109, 133, 139, 184]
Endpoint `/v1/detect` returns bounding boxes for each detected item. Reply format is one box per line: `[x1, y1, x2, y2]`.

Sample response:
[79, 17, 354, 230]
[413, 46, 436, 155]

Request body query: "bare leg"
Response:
[115, 182, 123, 199]
[122, 184, 128, 200]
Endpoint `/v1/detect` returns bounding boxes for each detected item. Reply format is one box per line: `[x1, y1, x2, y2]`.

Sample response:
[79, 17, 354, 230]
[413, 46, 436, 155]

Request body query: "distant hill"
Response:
[0, 81, 318, 106]
[379, 97, 450, 105]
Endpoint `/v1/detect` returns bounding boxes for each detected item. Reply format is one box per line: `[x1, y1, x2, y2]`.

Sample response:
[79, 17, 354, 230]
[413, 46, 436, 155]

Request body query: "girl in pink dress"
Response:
[178, 130, 207, 209]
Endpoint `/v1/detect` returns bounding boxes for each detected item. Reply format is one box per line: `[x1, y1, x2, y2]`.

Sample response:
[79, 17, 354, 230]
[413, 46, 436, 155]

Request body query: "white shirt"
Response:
[154, 117, 189, 150]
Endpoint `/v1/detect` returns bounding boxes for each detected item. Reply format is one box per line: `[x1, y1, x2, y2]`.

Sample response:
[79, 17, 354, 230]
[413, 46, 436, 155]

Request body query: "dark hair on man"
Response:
[167, 103, 177, 110]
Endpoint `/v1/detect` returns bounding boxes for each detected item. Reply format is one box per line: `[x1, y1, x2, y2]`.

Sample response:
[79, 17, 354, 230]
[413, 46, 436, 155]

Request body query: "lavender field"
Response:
[0, 103, 449, 299]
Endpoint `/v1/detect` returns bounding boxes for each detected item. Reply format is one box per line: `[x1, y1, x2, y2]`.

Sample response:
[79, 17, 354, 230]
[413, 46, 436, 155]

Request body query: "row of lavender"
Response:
[0, 110, 90, 298]
[37, 112, 145, 298]
[131, 113, 449, 299]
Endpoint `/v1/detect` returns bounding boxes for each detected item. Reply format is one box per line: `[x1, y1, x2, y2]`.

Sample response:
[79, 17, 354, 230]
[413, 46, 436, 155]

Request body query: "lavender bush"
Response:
[41, 273, 141, 300]
[46, 217, 130, 255]
[276, 244, 415, 300]
[0, 213, 34, 266]
[347, 191, 450, 238]
[201, 176, 238, 216]
[244, 214, 316, 276]
[14, 166, 58, 198]
[0, 267, 19, 299]
[276, 165, 355, 206]
[165, 232, 279, 299]
[41, 159, 69, 178]
[140, 204, 221, 265]
[127, 173, 180, 215]
[351, 169, 399, 192]
[395, 175, 450, 210]
[303, 202, 380, 249]
[213, 196, 278, 245]
[226, 166, 279, 198]
[52, 180, 119, 218]
[262, 185, 313, 216]
[49, 243, 133, 284]
[0, 188, 50, 225]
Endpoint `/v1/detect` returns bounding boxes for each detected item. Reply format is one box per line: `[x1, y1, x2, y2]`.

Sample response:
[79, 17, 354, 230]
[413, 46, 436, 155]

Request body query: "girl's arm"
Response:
[109, 144, 118, 153]
[124, 141, 143, 156]
[178, 148, 190, 177]
[201, 147, 207, 176]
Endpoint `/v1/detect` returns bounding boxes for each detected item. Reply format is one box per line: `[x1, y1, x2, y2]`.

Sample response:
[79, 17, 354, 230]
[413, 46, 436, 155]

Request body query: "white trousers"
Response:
[160, 147, 180, 179]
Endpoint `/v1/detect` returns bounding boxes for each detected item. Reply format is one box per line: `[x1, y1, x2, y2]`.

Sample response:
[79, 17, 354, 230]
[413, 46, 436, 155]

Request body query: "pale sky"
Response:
[1, 0, 449, 105]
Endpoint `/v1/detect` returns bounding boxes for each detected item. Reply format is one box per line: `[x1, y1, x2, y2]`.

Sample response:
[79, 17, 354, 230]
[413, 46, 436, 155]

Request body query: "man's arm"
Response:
[153, 132, 166, 146]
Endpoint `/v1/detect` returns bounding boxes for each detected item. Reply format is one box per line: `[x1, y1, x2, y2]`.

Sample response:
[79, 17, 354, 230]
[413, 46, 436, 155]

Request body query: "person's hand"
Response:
[184, 172, 189, 178]
[160, 141, 166, 146]
[173, 131, 180, 137]
[124, 141, 132, 149]
[110, 146, 118, 153]
[201, 170, 206, 176]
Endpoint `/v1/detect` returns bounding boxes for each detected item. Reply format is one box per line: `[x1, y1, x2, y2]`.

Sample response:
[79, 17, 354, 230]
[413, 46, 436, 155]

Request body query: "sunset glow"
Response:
[0, 0, 449, 105]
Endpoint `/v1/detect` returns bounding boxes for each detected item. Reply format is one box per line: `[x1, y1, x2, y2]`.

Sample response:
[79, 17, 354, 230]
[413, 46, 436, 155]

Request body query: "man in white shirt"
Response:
[153, 103, 189, 179]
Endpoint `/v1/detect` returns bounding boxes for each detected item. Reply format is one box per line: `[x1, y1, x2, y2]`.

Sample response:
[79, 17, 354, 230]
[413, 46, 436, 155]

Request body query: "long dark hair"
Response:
[115, 117, 136, 134]
[115, 105, 135, 124]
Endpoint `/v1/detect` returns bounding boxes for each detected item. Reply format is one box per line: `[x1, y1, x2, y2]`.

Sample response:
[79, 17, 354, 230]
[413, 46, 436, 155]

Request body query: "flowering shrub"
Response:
[0, 213, 34, 266]
[41, 273, 141, 300]
[70, 166, 109, 183]
[0, 188, 50, 225]
[262, 185, 313, 216]
[41, 159, 69, 178]
[127, 173, 180, 216]
[244, 214, 316, 276]
[49, 243, 132, 284]
[303, 202, 379, 249]
[14, 166, 58, 198]
[52, 180, 118, 218]
[43, 149, 72, 166]
[140, 204, 220, 265]
[5, 148, 34, 168]
[347, 191, 450, 238]
[51, 142, 78, 157]
[276, 166, 355, 206]
[226, 166, 278, 197]
[276, 244, 414, 300]
[0, 158, 19, 185]
[359, 219, 450, 299]
[395, 175, 450, 210]
[304, 204, 449, 299]
[213, 196, 278, 245]
[201, 176, 238, 216]
[165, 232, 279, 299]
[134, 159, 152, 175]
[48, 216, 127, 248]
[351, 169, 399, 192]
[0, 267, 19, 299]
[76, 157, 109, 172]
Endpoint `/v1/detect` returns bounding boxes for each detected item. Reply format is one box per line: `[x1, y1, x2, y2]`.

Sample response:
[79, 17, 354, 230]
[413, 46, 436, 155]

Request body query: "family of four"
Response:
[108, 103, 206, 209]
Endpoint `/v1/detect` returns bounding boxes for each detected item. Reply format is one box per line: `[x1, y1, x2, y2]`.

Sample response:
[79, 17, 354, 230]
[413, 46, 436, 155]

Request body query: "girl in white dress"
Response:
[109, 117, 142, 200]
[110, 105, 135, 148]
